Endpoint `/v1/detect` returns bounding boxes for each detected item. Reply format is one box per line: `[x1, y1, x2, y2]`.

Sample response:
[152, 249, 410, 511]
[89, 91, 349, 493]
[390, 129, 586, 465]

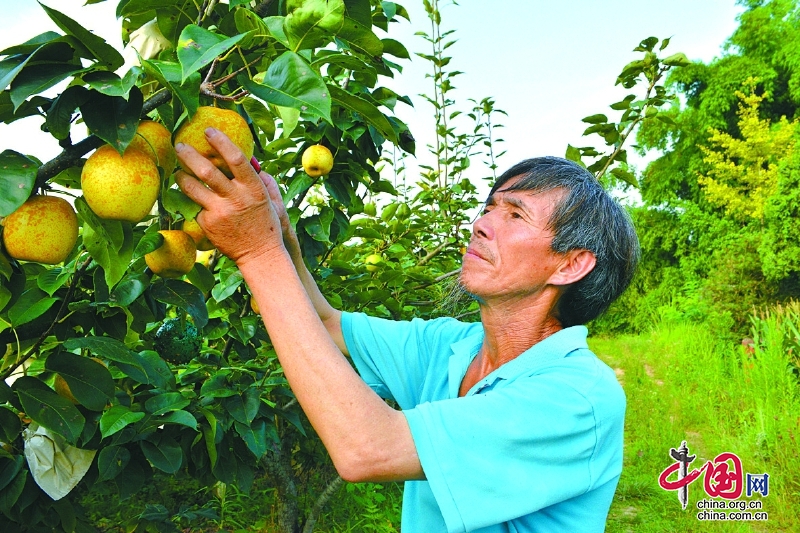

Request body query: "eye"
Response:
[510, 211, 523, 219]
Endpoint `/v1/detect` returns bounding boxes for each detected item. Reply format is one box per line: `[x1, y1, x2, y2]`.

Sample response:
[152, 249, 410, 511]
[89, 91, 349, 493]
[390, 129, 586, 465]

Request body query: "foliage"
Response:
[0, 1, 434, 531]
[698, 79, 798, 222]
[594, 305, 800, 532]
[567, 35, 690, 190]
[599, 0, 800, 336]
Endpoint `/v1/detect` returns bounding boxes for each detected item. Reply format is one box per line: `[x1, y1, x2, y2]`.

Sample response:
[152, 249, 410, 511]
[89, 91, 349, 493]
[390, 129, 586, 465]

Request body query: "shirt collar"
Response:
[447, 326, 590, 398]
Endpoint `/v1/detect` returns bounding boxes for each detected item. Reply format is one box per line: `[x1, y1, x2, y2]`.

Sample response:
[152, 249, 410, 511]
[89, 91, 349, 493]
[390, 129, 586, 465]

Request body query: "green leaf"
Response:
[162, 188, 202, 220]
[581, 114, 608, 124]
[37, 267, 71, 296]
[144, 392, 190, 416]
[82, 67, 143, 98]
[64, 337, 150, 385]
[141, 59, 200, 117]
[132, 231, 164, 261]
[336, 16, 383, 57]
[610, 94, 636, 110]
[234, 419, 270, 459]
[6, 288, 57, 327]
[662, 52, 691, 67]
[381, 38, 410, 59]
[185, 263, 215, 295]
[284, 0, 345, 51]
[140, 437, 182, 473]
[45, 351, 114, 411]
[264, 16, 291, 48]
[0, 55, 35, 93]
[0, 150, 37, 216]
[609, 167, 638, 187]
[100, 405, 145, 439]
[211, 269, 244, 303]
[0, 455, 24, 493]
[13, 377, 84, 444]
[96, 445, 131, 482]
[234, 8, 273, 49]
[242, 98, 276, 141]
[150, 279, 209, 328]
[82, 222, 134, 289]
[283, 173, 313, 203]
[79, 87, 144, 154]
[564, 144, 585, 167]
[0, 407, 21, 447]
[75, 197, 126, 252]
[159, 409, 197, 430]
[39, 2, 124, 70]
[328, 85, 397, 143]
[634, 36, 659, 52]
[46, 85, 90, 141]
[240, 51, 332, 123]
[223, 388, 261, 425]
[9, 62, 83, 111]
[0, 467, 26, 513]
[176, 25, 246, 83]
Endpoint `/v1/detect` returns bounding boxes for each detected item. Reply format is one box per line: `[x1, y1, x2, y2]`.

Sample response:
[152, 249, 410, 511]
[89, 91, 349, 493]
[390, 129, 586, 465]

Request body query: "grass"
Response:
[593, 315, 800, 532]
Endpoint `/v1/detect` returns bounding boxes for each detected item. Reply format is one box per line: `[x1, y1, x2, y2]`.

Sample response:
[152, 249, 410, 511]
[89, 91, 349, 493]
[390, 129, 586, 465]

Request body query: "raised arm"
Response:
[174, 128, 422, 482]
[259, 175, 347, 355]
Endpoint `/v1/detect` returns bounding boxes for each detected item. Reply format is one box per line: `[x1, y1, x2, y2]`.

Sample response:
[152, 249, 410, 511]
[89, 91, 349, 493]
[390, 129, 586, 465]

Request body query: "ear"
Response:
[548, 249, 596, 286]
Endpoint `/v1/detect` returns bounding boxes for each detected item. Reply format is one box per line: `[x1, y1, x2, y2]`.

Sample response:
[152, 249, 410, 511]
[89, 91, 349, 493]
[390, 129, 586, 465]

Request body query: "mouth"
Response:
[465, 244, 491, 262]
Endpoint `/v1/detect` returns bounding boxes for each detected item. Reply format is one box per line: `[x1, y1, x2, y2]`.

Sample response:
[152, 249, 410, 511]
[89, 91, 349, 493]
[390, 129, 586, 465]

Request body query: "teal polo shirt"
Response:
[342, 312, 625, 533]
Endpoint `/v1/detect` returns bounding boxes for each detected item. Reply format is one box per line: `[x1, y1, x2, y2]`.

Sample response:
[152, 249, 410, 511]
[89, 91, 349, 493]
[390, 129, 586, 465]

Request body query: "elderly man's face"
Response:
[461, 179, 565, 304]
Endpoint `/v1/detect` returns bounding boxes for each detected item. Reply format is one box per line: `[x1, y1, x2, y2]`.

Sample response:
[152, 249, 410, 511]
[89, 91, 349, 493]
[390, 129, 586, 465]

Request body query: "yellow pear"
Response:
[129, 120, 177, 174]
[81, 145, 161, 223]
[301, 144, 334, 177]
[196, 249, 216, 268]
[174, 106, 254, 177]
[364, 253, 382, 272]
[250, 296, 260, 315]
[182, 218, 214, 251]
[2, 195, 78, 264]
[145, 230, 197, 278]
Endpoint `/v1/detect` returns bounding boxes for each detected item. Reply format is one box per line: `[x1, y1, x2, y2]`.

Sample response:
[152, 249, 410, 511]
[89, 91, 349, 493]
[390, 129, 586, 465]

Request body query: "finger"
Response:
[175, 171, 217, 209]
[175, 141, 234, 195]
[260, 172, 284, 207]
[204, 128, 260, 187]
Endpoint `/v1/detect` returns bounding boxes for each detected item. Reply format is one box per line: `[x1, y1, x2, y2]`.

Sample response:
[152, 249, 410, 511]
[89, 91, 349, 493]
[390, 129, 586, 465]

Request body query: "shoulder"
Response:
[343, 311, 482, 347]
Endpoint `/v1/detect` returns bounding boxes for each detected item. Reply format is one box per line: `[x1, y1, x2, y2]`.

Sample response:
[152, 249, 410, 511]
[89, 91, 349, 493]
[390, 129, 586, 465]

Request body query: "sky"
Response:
[0, 0, 744, 198]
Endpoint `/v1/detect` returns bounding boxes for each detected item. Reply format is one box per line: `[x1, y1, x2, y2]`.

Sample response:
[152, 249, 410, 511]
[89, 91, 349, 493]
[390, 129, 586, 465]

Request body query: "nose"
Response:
[472, 210, 494, 240]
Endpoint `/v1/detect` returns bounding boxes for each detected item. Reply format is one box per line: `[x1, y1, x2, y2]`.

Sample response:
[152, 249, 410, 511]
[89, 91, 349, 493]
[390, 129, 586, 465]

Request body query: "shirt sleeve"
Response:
[341, 312, 477, 408]
[403, 363, 625, 533]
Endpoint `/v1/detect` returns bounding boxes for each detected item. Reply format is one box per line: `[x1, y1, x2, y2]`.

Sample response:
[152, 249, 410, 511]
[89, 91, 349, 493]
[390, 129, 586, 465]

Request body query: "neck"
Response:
[478, 287, 563, 369]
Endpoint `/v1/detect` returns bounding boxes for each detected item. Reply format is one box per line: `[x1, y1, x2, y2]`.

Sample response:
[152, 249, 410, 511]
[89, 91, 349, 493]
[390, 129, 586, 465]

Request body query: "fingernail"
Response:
[205, 127, 218, 137]
[175, 142, 185, 151]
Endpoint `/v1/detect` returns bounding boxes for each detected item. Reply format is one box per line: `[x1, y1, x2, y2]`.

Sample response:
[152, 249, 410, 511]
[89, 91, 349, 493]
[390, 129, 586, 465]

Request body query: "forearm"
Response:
[284, 234, 347, 355]
[239, 248, 422, 482]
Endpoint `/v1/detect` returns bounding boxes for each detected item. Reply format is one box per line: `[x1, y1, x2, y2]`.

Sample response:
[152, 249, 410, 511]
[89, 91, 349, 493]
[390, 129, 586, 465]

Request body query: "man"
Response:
[175, 128, 639, 533]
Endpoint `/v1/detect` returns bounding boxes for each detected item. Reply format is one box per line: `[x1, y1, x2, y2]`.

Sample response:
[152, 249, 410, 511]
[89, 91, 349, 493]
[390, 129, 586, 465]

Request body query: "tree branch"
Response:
[34, 89, 173, 189]
[301, 475, 344, 533]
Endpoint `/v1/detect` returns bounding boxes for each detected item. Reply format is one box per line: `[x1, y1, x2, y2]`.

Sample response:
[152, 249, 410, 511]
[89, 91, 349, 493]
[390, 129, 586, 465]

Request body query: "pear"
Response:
[2, 195, 78, 264]
[301, 144, 334, 177]
[174, 106, 254, 177]
[145, 230, 197, 278]
[81, 145, 161, 223]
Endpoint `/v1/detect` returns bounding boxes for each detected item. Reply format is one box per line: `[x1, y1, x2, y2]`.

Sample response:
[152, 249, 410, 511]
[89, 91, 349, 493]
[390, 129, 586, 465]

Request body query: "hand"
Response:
[174, 127, 284, 266]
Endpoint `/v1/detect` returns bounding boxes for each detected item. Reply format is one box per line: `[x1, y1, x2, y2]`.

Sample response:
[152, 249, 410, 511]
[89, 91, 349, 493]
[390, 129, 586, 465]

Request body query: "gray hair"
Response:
[488, 157, 640, 326]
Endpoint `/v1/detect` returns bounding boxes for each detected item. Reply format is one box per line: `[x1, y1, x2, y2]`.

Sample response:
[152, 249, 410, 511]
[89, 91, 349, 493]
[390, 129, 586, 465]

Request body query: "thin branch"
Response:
[34, 89, 173, 188]
[301, 475, 344, 533]
[416, 241, 447, 267]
